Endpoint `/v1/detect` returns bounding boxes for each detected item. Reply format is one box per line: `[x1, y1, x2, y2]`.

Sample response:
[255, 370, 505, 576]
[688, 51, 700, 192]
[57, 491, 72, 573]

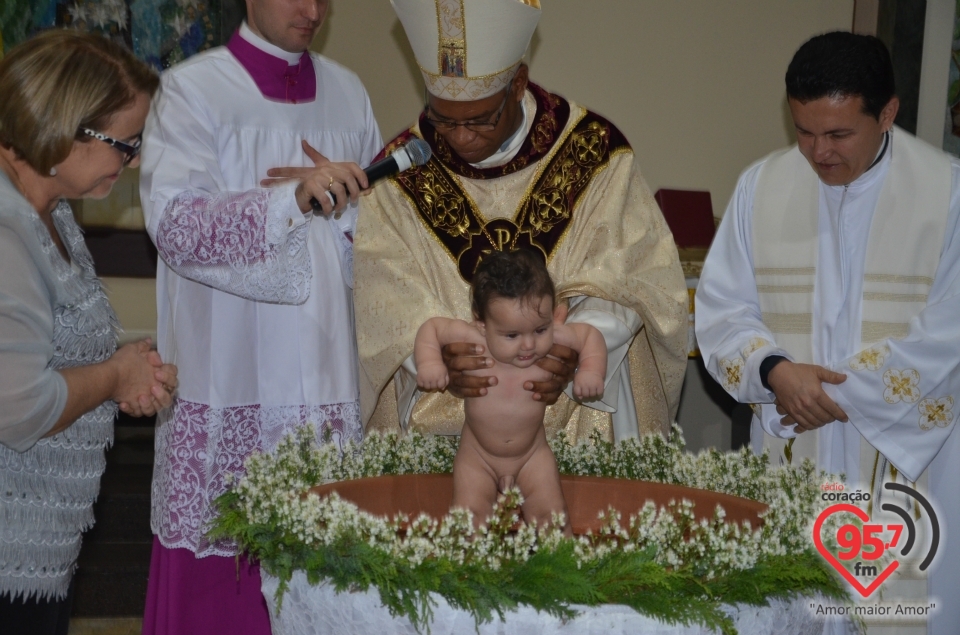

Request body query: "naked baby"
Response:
[414, 250, 607, 534]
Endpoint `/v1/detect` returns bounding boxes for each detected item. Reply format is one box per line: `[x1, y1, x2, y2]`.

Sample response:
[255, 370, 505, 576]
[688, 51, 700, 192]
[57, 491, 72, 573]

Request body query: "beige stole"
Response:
[751, 129, 950, 623]
[752, 127, 950, 474]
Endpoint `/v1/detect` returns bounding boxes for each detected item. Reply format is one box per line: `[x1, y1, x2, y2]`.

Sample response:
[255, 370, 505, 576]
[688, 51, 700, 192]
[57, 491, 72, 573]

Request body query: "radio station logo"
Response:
[813, 482, 939, 598]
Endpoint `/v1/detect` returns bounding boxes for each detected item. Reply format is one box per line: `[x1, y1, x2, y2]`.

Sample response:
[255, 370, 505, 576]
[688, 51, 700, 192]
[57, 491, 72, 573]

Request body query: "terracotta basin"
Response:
[309, 474, 767, 534]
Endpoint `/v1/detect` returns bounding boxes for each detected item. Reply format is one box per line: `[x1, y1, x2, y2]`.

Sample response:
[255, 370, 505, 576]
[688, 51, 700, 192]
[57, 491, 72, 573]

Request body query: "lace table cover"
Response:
[262, 571, 832, 635]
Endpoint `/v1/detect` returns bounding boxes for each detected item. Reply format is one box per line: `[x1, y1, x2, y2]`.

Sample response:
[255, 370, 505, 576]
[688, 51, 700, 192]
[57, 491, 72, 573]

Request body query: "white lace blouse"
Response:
[0, 172, 119, 600]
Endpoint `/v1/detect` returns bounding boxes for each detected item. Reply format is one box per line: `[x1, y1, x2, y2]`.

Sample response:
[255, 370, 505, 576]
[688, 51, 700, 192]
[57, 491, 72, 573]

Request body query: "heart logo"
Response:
[813, 503, 899, 597]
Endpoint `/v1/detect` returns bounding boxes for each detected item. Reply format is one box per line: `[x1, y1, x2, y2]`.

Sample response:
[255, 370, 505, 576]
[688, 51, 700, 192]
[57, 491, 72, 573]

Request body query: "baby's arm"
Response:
[553, 322, 607, 399]
[414, 318, 483, 391]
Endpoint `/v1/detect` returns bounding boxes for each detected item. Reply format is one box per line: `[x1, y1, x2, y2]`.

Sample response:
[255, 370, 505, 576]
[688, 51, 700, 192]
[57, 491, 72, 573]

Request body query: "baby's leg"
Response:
[515, 442, 571, 536]
[451, 436, 500, 529]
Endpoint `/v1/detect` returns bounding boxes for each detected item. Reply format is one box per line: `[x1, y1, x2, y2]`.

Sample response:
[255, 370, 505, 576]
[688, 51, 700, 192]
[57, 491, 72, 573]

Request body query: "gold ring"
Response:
[328, 177, 335, 190]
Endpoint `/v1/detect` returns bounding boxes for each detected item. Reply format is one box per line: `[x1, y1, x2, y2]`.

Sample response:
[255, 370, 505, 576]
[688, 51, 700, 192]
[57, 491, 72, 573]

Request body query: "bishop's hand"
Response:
[441, 342, 497, 398]
[526, 343, 578, 405]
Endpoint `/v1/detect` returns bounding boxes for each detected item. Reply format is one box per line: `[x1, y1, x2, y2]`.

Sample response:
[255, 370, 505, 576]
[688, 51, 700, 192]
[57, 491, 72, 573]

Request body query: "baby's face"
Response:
[476, 295, 554, 368]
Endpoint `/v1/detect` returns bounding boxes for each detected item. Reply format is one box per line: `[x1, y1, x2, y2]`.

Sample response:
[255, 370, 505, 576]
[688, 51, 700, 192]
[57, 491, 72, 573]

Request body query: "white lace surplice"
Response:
[152, 400, 360, 555]
[140, 44, 381, 557]
[155, 189, 313, 305]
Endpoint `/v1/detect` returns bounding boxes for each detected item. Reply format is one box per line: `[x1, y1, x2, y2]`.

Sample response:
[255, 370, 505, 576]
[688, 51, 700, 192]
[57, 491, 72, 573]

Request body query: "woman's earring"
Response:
[49, 167, 57, 176]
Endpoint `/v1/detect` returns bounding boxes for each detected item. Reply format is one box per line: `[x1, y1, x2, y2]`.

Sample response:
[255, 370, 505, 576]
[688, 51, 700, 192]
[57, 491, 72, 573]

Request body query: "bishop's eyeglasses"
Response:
[422, 90, 509, 133]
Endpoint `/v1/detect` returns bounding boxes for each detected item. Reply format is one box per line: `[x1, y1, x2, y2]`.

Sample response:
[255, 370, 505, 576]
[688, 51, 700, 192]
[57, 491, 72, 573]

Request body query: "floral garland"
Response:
[211, 426, 848, 635]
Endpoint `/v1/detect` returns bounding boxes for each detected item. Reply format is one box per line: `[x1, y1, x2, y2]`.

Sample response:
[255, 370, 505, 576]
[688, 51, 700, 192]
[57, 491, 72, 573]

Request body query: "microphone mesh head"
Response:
[404, 138, 432, 167]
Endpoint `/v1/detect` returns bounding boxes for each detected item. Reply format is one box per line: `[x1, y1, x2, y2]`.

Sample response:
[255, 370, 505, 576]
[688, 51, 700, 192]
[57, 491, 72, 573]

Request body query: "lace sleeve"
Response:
[155, 185, 312, 304]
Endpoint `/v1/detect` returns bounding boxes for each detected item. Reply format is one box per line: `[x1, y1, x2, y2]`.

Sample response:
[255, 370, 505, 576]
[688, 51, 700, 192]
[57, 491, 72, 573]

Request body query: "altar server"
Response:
[696, 32, 960, 634]
[355, 0, 687, 443]
[138, 0, 381, 631]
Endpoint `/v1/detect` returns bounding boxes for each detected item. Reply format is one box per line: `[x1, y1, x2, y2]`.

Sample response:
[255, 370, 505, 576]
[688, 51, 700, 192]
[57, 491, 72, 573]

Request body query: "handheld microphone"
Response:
[310, 138, 432, 211]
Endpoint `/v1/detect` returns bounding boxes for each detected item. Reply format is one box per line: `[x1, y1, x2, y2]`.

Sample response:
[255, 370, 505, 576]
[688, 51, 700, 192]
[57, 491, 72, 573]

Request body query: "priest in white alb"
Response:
[696, 32, 960, 635]
[137, 0, 381, 632]
[354, 0, 687, 445]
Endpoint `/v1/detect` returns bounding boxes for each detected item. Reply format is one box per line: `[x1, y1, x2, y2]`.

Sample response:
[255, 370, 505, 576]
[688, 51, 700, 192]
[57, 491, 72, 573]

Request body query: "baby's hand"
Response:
[417, 361, 449, 391]
[573, 371, 604, 400]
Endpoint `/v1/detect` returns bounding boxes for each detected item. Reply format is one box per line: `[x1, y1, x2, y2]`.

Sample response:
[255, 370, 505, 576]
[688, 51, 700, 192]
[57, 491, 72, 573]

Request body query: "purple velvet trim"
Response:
[226, 30, 316, 104]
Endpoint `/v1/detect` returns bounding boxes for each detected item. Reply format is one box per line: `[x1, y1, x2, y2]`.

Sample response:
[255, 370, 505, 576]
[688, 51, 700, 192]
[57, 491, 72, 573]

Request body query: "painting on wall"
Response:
[944, 0, 960, 156]
[1, 0, 231, 70]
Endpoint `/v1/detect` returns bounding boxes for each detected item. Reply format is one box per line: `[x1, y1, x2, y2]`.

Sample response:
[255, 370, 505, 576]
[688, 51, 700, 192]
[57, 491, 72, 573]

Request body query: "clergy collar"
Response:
[418, 82, 571, 180]
[469, 91, 533, 169]
[835, 130, 892, 192]
[227, 23, 316, 104]
[865, 129, 890, 173]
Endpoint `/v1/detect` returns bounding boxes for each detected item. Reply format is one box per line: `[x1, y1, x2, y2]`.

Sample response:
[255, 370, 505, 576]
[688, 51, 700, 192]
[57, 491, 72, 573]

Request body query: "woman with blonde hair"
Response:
[0, 30, 178, 635]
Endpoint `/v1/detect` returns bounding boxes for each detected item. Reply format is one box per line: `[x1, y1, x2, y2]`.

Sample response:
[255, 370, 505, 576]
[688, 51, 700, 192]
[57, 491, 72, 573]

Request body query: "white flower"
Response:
[215, 423, 831, 600]
[88, 4, 110, 28]
[167, 14, 191, 38]
[67, 3, 88, 23]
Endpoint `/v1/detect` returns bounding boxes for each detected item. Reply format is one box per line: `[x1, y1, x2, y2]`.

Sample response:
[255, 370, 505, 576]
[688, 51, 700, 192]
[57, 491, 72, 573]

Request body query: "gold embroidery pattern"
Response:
[754, 267, 816, 276]
[436, 0, 466, 76]
[529, 187, 568, 235]
[419, 171, 471, 238]
[422, 66, 518, 104]
[719, 358, 744, 392]
[755, 285, 815, 294]
[761, 312, 812, 335]
[741, 337, 772, 359]
[749, 403, 762, 417]
[883, 369, 921, 404]
[862, 292, 928, 303]
[863, 273, 934, 286]
[918, 397, 954, 431]
[419, 83, 571, 180]
[394, 102, 628, 283]
[850, 344, 891, 372]
[529, 92, 562, 154]
[861, 321, 910, 343]
[424, 0, 516, 101]
[522, 121, 610, 237]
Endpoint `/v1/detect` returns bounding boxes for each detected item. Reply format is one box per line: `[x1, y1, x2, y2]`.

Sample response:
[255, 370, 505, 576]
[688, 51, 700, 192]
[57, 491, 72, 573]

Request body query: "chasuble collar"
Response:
[469, 91, 533, 169]
[418, 82, 571, 179]
[227, 24, 317, 104]
[381, 86, 631, 283]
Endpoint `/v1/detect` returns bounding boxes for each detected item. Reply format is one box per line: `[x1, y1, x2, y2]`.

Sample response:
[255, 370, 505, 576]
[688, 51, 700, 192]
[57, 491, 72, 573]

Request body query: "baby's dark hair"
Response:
[471, 249, 555, 321]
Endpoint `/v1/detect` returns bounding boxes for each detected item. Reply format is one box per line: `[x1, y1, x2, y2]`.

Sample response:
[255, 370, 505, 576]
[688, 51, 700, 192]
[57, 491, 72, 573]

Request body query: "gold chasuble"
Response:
[355, 84, 687, 443]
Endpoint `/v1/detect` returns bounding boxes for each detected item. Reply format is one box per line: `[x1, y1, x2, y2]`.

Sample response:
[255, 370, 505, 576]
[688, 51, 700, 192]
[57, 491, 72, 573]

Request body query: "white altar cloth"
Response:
[262, 571, 837, 634]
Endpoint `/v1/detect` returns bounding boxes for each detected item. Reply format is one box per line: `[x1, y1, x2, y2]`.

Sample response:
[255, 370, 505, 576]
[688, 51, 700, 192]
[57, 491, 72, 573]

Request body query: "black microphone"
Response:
[310, 139, 431, 211]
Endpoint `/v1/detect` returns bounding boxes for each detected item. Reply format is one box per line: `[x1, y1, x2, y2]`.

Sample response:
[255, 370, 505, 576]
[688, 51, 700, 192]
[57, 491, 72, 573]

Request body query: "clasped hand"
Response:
[767, 360, 848, 432]
[114, 339, 178, 417]
[260, 140, 368, 217]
